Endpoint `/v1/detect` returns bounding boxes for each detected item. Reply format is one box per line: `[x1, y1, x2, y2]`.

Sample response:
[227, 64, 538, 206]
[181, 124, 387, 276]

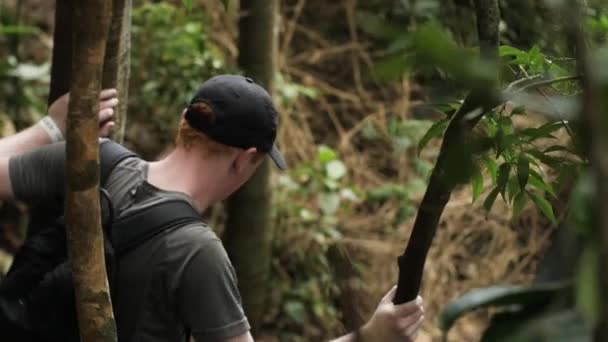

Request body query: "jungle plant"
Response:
[269, 145, 361, 340]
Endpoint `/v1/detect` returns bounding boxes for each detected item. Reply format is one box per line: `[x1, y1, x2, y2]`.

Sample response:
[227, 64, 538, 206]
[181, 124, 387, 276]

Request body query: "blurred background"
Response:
[1, 0, 606, 341]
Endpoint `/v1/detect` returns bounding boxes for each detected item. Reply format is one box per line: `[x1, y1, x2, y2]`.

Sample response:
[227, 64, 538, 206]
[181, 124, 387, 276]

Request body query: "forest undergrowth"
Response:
[0, 0, 560, 341]
[203, 1, 556, 340]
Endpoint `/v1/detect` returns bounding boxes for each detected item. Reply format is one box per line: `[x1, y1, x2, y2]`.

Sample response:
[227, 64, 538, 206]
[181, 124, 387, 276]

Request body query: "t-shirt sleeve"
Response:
[9, 142, 66, 205]
[177, 236, 251, 341]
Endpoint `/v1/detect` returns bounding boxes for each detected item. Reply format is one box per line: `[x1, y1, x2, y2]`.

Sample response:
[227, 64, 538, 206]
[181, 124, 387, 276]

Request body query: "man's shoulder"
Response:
[163, 222, 229, 263]
[167, 222, 220, 247]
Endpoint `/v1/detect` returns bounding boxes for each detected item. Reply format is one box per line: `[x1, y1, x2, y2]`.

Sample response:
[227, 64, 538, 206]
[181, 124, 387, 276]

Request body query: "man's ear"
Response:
[231, 147, 259, 173]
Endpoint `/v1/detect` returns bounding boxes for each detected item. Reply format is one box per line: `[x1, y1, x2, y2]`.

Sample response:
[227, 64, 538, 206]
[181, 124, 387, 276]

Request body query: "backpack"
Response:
[0, 140, 200, 342]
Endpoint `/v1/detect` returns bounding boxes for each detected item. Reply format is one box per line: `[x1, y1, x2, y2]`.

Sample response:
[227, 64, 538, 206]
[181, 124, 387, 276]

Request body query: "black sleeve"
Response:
[9, 142, 66, 205]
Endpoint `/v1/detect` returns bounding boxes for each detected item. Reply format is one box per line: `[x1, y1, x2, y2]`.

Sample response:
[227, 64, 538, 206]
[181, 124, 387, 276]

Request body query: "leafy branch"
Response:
[393, 0, 501, 304]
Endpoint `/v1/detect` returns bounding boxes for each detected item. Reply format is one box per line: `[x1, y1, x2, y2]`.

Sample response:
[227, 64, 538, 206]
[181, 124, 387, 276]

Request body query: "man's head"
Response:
[175, 75, 285, 202]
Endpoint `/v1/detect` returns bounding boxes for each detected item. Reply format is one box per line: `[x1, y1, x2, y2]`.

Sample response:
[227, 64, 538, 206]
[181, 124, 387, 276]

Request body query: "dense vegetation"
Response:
[1, 0, 608, 340]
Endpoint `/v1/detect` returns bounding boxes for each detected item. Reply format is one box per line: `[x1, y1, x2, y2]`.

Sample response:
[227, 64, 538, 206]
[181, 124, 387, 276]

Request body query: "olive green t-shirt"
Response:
[9, 141, 250, 342]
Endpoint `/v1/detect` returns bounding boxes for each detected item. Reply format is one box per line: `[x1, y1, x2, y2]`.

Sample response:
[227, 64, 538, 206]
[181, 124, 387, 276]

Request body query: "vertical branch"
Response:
[102, 0, 131, 143]
[48, 0, 75, 105]
[393, 0, 500, 304]
[590, 61, 608, 342]
[567, 1, 608, 340]
[474, 0, 500, 61]
[65, 1, 117, 341]
[223, 0, 278, 334]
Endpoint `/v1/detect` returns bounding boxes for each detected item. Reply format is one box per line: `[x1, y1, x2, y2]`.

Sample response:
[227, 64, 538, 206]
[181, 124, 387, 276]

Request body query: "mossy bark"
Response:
[64, 1, 117, 341]
[394, 0, 500, 304]
[102, 0, 131, 143]
[223, 0, 278, 334]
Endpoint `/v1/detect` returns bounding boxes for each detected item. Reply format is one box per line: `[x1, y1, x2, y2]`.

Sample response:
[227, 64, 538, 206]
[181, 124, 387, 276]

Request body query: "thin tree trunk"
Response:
[394, 0, 500, 304]
[567, 1, 608, 339]
[590, 69, 608, 342]
[223, 0, 278, 334]
[48, 0, 74, 105]
[328, 243, 367, 332]
[102, 0, 131, 143]
[64, 1, 117, 341]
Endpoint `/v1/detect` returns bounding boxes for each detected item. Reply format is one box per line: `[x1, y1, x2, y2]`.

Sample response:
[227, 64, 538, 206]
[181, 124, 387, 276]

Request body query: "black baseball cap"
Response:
[184, 75, 286, 170]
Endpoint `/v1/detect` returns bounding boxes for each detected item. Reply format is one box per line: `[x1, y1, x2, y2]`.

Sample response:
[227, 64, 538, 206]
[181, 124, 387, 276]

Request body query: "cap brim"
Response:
[269, 144, 287, 170]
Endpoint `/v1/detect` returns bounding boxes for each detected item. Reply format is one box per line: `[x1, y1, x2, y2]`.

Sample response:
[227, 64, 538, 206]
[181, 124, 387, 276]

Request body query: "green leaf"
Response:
[529, 170, 557, 198]
[517, 156, 530, 190]
[417, 118, 449, 155]
[497, 163, 512, 197]
[484, 158, 498, 184]
[494, 130, 521, 159]
[510, 105, 526, 116]
[355, 11, 403, 40]
[182, 0, 192, 10]
[373, 54, 411, 81]
[520, 122, 564, 141]
[512, 191, 527, 218]
[284, 300, 307, 324]
[440, 282, 570, 337]
[497, 116, 513, 134]
[318, 145, 337, 163]
[526, 149, 564, 168]
[326, 160, 347, 180]
[544, 145, 572, 154]
[483, 187, 501, 213]
[506, 176, 520, 203]
[471, 166, 484, 203]
[499, 45, 526, 58]
[529, 192, 558, 224]
[0, 25, 40, 35]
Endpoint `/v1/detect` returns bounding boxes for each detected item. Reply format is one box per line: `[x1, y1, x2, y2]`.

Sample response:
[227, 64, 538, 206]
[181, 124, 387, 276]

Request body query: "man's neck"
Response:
[147, 149, 214, 212]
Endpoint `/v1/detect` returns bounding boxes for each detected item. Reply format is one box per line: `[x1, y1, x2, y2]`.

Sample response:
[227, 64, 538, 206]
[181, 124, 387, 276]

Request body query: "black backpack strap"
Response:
[99, 139, 138, 186]
[110, 199, 200, 256]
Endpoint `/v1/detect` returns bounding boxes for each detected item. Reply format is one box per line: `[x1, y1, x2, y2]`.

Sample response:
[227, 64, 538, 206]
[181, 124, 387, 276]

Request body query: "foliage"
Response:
[128, 2, 232, 155]
[269, 145, 361, 340]
[0, 6, 48, 129]
[352, 0, 608, 339]
[356, 1, 608, 340]
[362, 116, 431, 225]
[439, 281, 572, 339]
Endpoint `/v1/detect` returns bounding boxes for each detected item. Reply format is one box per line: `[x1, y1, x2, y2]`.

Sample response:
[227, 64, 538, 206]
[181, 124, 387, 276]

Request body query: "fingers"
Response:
[100, 88, 118, 100]
[98, 89, 117, 137]
[381, 285, 398, 303]
[99, 121, 116, 137]
[394, 296, 423, 317]
[404, 314, 424, 341]
[100, 97, 119, 111]
[99, 107, 115, 122]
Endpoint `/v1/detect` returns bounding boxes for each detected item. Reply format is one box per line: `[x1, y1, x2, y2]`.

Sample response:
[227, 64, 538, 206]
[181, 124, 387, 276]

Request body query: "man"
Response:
[0, 75, 423, 341]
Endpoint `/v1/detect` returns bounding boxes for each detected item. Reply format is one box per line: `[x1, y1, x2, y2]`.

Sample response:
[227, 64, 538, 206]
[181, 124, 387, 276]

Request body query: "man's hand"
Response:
[47, 89, 118, 137]
[359, 286, 424, 342]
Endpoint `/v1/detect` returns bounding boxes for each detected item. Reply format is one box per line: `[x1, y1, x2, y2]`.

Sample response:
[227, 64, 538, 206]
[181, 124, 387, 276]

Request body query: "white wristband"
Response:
[39, 116, 64, 143]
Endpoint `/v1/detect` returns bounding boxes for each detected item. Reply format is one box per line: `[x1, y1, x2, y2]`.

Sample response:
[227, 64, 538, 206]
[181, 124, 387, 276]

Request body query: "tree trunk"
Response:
[48, 0, 74, 105]
[567, 1, 608, 339]
[64, 1, 117, 341]
[328, 243, 368, 332]
[223, 0, 278, 334]
[102, 0, 131, 143]
[393, 0, 500, 304]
